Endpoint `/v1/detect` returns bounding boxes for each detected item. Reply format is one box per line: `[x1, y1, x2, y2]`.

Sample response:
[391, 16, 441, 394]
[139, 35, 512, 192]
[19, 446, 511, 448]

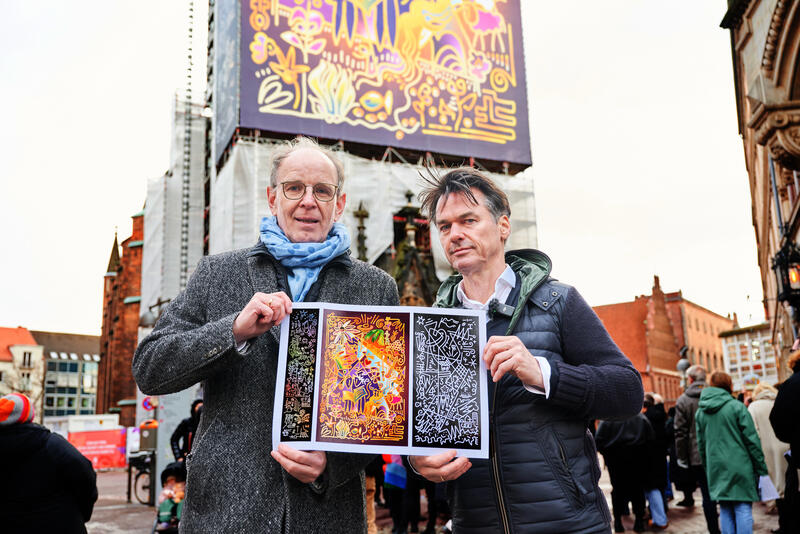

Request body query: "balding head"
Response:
[686, 365, 706, 384]
[269, 136, 345, 189]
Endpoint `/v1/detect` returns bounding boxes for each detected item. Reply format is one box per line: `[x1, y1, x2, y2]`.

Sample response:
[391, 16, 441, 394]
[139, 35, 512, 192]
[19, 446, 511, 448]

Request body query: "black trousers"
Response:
[606, 458, 646, 521]
[690, 465, 720, 534]
[386, 485, 407, 534]
[779, 461, 799, 533]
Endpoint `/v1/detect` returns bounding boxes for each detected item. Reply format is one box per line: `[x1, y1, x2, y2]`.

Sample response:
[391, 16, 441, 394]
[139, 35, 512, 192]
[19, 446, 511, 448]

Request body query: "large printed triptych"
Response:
[273, 303, 488, 457]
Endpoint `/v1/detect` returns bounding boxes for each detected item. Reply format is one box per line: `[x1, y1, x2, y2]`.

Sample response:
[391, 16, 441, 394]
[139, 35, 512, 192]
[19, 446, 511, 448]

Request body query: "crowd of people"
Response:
[596, 357, 800, 534]
[6, 136, 798, 534]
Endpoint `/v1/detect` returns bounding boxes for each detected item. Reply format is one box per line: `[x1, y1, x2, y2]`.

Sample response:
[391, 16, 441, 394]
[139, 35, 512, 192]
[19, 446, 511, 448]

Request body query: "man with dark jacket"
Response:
[674, 365, 720, 534]
[596, 413, 653, 532]
[409, 168, 644, 534]
[642, 393, 668, 528]
[0, 393, 98, 533]
[170, 399, 203, 462]
[665, 406, 696, 507]
[770, 350, 800, 533]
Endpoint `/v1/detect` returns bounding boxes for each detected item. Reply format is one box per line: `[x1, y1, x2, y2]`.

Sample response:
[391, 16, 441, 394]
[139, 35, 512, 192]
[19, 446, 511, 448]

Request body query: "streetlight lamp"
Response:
[772, 241, 800, 310]
[677, 346, 691, 389]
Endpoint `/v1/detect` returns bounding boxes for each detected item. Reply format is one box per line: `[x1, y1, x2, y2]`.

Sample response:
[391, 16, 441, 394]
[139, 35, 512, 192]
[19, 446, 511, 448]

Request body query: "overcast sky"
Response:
[0, 2, 764, 335]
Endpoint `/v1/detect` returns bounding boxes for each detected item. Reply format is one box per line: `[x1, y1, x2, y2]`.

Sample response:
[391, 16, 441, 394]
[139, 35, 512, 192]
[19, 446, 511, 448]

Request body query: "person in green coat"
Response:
[696, 371, 768, 534]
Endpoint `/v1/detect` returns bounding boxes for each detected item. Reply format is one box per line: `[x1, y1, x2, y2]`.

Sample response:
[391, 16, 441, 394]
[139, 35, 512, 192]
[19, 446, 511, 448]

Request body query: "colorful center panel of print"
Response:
[316, 310, 410, 445]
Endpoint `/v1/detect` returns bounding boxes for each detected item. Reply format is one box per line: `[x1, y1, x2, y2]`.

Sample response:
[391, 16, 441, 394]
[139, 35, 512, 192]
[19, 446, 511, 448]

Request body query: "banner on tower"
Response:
[230, 0, 530, 165]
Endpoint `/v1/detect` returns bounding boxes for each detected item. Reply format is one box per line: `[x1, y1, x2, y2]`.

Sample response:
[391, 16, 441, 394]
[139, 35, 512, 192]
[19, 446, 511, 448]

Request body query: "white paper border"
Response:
[272, 302, 488, 459]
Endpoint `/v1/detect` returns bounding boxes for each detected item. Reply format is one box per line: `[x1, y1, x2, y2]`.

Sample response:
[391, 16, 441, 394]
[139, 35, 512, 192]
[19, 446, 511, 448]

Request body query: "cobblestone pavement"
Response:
[374, 462, 780, 534]
[86, 469, 155, 534]
[88, 463, 780, 533]
[595, 463, 779, 534]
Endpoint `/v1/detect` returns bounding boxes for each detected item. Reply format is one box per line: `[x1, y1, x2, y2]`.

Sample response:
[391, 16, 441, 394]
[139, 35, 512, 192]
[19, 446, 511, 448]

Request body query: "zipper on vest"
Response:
[557, 439, 581, 502]
[490, 394, 511, 534]
[486, 268, 549, 533]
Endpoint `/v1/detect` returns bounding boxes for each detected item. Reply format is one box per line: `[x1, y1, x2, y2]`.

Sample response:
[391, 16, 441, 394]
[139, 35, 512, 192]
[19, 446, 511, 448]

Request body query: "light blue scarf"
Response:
[259, 216, 351, 301]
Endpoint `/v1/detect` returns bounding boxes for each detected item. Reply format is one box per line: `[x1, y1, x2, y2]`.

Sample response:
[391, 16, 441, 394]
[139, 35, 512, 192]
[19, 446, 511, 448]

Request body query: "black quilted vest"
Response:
[443, 273, 611, 534]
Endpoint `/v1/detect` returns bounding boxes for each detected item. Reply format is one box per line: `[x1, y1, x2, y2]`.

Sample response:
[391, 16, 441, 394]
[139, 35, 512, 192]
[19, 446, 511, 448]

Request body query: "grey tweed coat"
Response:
[133, 244, 399, 534]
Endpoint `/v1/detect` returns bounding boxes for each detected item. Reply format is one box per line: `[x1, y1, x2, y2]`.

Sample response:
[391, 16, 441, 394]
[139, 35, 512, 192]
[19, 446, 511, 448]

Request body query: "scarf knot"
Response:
[259, 216, 351, 301]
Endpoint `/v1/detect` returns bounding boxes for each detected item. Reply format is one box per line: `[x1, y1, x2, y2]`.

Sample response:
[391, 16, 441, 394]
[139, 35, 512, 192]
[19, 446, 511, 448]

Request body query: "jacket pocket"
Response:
[583, 429, 601, 482]
[192, 409, 218, 454]
[539, 427, 584, 511]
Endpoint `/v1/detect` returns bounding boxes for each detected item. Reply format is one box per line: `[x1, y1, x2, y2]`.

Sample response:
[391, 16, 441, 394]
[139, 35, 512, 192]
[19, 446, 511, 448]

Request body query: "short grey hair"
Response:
[687, 365, 706, 383]
[269, 136, 345, 189]
[418, 166, 510, 223]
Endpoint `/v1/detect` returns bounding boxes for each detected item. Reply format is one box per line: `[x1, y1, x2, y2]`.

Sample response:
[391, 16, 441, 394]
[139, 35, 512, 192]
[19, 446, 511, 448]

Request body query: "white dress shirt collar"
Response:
[456, 264, 516, 310]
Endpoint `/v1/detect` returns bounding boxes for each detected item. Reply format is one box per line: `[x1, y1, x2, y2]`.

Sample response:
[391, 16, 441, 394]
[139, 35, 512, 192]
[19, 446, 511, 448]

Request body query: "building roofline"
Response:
[664, 293, 733, 321]
[593, 295, 650, 309]
[29, 331, 100, 339]
[719, 322, 770, 338]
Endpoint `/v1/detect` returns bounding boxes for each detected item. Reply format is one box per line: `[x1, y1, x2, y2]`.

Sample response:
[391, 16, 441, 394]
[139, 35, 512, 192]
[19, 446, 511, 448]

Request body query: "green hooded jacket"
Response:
[695, 386, 768, 501]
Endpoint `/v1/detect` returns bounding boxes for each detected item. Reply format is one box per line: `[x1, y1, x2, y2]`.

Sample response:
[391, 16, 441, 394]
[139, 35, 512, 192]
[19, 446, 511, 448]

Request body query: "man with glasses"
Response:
[134, 137, 399, 533]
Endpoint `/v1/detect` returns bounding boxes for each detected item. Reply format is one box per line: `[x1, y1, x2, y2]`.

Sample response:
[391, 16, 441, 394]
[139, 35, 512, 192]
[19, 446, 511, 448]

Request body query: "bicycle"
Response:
[128, 451, 155, 505]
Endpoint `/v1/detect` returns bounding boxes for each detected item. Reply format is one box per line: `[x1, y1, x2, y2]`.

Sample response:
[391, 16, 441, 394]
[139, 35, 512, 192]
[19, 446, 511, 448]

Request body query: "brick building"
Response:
[664, 291, 735, 376]
[594, 277, 736, 406]
[97, 212, 143, 427]
[594, 276, 683, 405]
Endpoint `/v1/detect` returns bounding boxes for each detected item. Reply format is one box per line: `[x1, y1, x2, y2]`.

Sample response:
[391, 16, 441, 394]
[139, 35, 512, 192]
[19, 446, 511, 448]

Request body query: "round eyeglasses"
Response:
[280, 180, 339, 202]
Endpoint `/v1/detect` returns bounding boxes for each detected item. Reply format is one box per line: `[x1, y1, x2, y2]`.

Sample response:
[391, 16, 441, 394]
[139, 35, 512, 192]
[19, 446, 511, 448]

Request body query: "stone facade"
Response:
[722, 0, 800, 379]
[97, 213, 143, 427]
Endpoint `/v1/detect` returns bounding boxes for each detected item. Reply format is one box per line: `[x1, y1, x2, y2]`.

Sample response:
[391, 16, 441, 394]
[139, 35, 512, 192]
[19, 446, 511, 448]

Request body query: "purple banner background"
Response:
[237, 0, 531, 164]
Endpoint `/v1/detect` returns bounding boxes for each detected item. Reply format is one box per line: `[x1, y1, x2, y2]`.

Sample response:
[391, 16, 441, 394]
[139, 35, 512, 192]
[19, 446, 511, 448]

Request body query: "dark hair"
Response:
[418, 166, 510, 224]
[709, 371, 733, 394]
[789, 350, 800, 373]
[161, 461, 187, 485]
[643, 392, 655, 408]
